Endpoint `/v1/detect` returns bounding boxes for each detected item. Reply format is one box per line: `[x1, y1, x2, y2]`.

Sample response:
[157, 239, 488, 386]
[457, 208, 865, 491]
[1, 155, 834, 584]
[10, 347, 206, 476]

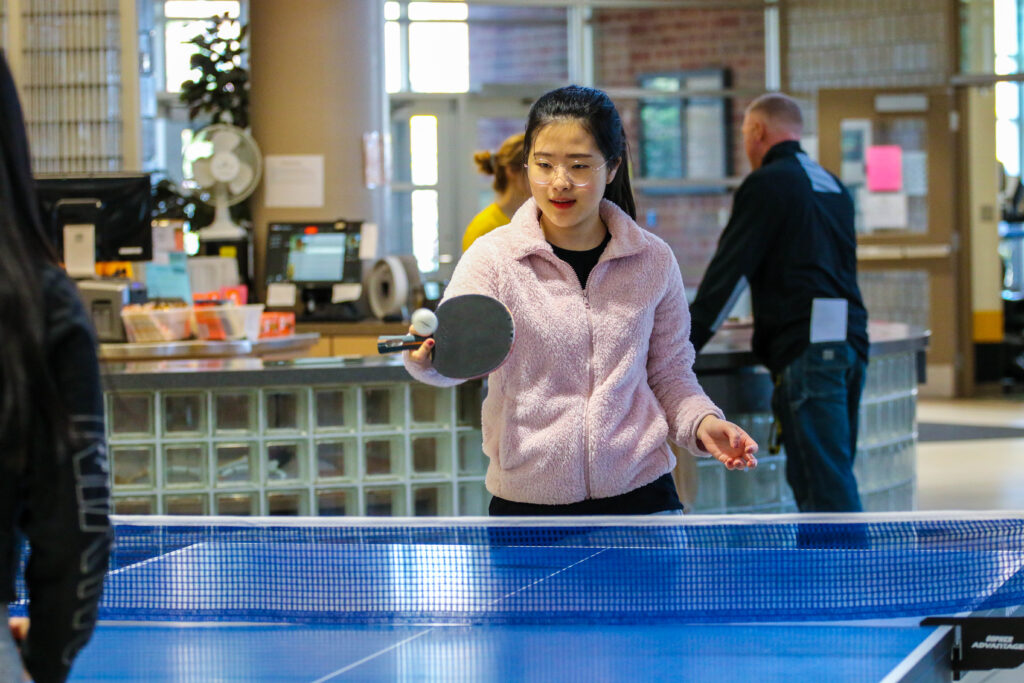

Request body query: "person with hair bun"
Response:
[462, 133, 530, 251]
[408, 85, 757, 516]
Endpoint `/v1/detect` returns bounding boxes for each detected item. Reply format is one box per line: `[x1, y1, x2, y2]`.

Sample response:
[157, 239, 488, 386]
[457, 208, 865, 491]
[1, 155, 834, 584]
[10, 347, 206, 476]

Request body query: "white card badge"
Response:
[810, 298, 848, 343]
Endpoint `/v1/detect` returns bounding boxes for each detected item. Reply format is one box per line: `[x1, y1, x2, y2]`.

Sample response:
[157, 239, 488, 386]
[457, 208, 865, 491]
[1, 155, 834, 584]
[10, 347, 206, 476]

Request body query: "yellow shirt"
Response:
[462, 203, 510, 252]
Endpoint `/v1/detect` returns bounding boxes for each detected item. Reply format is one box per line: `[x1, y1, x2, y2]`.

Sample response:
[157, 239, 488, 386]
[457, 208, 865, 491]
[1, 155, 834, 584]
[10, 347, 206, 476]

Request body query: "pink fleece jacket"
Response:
[404, 198, 724, 505]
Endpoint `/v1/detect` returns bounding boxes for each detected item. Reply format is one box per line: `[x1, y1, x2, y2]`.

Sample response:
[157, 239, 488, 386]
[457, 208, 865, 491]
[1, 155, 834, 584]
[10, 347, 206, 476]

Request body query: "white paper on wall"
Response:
[264, 155, 325, 208]
[862, 192, 909, 231]
[902, 151, 928, 197]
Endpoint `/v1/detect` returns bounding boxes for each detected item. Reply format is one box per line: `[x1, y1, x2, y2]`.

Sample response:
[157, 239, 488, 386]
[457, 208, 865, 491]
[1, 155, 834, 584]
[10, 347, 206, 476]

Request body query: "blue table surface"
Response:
[69, 621, 947, 682]
[65, 530, 999, 682]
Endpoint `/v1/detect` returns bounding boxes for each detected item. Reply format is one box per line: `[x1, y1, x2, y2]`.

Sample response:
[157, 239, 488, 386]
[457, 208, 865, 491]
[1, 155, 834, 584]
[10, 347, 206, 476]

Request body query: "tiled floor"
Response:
[916, 394, 1024, 511]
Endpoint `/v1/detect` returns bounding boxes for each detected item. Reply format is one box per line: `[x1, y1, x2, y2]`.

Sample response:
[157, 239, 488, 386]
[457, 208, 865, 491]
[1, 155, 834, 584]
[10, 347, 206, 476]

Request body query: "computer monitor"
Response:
[265, 220, 365, 321]
[35, 173, 153, 274]
[265, 221, 363, 286]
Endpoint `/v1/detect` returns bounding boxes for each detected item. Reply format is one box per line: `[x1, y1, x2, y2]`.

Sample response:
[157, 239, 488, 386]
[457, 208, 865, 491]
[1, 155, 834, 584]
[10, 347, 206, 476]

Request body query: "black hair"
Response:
[523, 85, 637, 220]
[0, 49, 68, 473]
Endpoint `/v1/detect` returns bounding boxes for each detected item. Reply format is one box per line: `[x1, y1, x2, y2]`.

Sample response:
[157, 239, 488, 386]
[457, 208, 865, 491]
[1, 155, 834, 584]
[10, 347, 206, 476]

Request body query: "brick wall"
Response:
[469, 7, 569, 90]
[593, 7, 766, 288]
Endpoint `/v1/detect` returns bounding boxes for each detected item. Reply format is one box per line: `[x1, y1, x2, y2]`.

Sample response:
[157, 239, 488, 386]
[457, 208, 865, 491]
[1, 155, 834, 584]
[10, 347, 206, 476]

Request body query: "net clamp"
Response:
[920, 616, 1024, 681]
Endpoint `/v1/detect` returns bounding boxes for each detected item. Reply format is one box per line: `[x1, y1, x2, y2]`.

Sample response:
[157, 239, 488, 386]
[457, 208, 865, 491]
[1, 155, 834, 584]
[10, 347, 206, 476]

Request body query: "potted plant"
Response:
[173, 13, 252, 230]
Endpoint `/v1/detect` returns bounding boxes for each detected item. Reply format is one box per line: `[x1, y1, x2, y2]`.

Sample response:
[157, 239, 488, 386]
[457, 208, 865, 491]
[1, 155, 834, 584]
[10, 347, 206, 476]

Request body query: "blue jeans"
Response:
[772, 341, 866, 512]
[0, 605, 21, 683]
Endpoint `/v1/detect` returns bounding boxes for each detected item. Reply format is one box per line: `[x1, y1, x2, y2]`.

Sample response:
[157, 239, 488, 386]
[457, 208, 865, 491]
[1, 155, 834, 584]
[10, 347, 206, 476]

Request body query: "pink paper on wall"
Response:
[865, 145, 903, 192]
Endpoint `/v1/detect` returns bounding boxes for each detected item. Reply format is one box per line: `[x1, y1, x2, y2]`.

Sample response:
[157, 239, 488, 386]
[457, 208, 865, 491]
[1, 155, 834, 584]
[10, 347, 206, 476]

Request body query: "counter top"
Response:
[101, 321, 927, 391]
[296, 321, 407, 336]
[696, 321, 929, 372]
[99, 333, 321, 361]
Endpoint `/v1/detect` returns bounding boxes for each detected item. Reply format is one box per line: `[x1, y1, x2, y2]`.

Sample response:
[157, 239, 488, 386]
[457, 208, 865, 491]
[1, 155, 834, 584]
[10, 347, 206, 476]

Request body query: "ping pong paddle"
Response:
[377, 293, 515, 379]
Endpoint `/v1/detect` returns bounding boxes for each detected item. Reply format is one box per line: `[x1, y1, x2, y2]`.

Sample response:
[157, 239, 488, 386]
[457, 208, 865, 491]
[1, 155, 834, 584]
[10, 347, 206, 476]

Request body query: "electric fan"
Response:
[184, 123, 262, 239]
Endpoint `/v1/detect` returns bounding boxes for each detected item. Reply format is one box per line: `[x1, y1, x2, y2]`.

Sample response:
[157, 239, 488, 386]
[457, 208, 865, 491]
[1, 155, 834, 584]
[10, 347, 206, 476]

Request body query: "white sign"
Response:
[266, 282, 298, 308]
[264, 155, 325, 208]
[331, 283, 363, 303]
[63, 224, 96, 278]
[359, 222, 379, 260]
[862, 191, 909, 231]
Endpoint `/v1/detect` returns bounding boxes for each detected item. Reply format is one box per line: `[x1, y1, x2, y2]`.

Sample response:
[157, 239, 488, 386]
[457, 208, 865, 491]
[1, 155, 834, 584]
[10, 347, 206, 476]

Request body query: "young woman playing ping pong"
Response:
[406, 85, 757, 515]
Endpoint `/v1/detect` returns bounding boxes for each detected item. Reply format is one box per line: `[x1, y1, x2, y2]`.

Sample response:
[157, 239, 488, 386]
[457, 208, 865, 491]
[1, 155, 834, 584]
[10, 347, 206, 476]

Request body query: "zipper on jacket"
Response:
[581, 270, 600, 500]
[582, 289, 593, 498]
[551, 250, 604, 500]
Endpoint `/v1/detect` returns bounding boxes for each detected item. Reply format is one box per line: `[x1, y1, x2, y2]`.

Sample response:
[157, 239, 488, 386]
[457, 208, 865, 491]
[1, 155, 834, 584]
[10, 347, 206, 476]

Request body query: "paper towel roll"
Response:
[366, 255, 420, 319]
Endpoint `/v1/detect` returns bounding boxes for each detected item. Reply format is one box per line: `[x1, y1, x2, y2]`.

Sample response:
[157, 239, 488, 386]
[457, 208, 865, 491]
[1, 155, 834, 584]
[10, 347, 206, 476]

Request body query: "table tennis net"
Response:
[13, 514, 1024, 624]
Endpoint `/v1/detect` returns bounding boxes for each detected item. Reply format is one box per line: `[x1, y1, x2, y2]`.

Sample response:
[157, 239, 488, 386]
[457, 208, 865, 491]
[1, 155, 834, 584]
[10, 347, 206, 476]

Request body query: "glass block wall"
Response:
[107, 343, 920, 518]
[691, 347, 919, 514]
[107, 381, 489, 516]
[17, 0, 126, 171]
[786, 0, 951, 90]
[859, 270, 930, 329]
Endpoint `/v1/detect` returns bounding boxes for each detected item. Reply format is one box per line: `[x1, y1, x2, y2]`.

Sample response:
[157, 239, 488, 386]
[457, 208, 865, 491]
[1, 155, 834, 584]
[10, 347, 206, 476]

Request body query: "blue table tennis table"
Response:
[46, 514, 1024, 682]
[69, 618, 953, 682]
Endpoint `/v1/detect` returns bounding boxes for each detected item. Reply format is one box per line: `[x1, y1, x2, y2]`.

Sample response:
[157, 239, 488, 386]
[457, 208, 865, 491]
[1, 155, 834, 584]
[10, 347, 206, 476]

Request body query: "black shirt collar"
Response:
[761, 139, 804, 167]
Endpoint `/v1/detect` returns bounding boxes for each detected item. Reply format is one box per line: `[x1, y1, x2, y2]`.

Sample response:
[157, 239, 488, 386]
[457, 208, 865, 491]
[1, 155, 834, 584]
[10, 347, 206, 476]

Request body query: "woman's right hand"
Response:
[406, 325, 435, 365]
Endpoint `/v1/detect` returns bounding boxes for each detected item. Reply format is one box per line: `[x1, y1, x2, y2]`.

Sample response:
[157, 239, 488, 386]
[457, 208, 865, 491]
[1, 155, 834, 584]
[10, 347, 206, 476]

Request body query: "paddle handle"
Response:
[377, 334, 428, 354]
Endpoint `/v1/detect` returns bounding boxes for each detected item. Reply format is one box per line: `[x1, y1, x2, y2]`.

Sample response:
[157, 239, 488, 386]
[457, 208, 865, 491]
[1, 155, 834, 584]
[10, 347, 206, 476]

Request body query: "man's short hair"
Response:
[747, 93, 803, 134]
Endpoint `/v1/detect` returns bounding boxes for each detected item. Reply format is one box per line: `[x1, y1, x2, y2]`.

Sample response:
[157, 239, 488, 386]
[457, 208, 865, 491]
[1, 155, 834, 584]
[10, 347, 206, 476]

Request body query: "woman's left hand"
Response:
[8, 617, 28, 643]
[696, 415, 758, 470]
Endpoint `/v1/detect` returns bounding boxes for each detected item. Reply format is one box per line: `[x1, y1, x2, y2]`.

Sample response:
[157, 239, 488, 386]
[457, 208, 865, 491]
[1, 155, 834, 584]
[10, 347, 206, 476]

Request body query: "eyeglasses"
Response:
[524, 158, 611, 187]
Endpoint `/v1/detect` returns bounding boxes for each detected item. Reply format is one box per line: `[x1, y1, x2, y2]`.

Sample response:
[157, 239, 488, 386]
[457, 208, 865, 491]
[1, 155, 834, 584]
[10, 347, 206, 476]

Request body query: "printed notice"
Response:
[359, 222, 379, 260]
[266, 282, 298, 308]
[265, 155, 325, 208]
[332, 283, 362, 303]
[862, 191, 909, 231]
[866, 145, 903, 192]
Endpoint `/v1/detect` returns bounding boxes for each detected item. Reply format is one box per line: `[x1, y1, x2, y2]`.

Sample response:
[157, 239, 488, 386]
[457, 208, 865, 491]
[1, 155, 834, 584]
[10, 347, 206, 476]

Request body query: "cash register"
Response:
[264, 220, 368, 322]
[35, 172, 153, 342]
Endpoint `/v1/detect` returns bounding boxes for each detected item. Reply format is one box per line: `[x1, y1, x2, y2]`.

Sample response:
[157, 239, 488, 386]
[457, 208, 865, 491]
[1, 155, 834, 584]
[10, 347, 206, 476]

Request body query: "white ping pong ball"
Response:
[411, 308, 438, 336]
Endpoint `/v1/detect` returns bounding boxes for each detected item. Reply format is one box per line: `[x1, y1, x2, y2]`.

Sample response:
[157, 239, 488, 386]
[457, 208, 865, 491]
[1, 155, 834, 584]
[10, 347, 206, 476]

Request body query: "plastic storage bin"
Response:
[193, 304, 265, 341]
[121, 307, 192, 343]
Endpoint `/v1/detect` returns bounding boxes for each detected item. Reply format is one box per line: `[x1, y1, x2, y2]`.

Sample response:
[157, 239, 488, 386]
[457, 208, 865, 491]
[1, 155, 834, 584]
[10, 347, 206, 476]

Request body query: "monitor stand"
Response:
[298, 286, 367, 322]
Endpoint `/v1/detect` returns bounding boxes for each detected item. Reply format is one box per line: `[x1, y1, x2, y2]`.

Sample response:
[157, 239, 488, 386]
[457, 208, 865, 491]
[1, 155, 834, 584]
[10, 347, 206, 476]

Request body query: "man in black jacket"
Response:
[689, 93, 868, 512]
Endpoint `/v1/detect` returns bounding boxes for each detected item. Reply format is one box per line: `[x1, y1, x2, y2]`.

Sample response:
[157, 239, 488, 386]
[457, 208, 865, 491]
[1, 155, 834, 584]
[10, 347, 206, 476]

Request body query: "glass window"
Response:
[385, 20, 403, 94]
[997, 81, 1021, 120]
[995, 0, 1019, 58]
[408, 22, 469, 92]
[386, 2, 470, 94]
[412, 189, 439, 273]
[996, 54, 1019, 75]
[993, 1, 1023, 179]
[164, 1, 240, 19]
[409, 115, 438, 185]
[163, 8, 242, 94]
[164, 19, 207, 93]
[637, 70, 731, 192]
[998, 119, 1021, 178]
[408, 2, 467, 21]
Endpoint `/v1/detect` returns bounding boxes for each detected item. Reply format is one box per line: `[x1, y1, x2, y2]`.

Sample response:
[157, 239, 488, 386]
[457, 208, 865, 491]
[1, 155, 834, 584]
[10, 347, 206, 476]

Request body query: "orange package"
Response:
[260, 312, 295, 338]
